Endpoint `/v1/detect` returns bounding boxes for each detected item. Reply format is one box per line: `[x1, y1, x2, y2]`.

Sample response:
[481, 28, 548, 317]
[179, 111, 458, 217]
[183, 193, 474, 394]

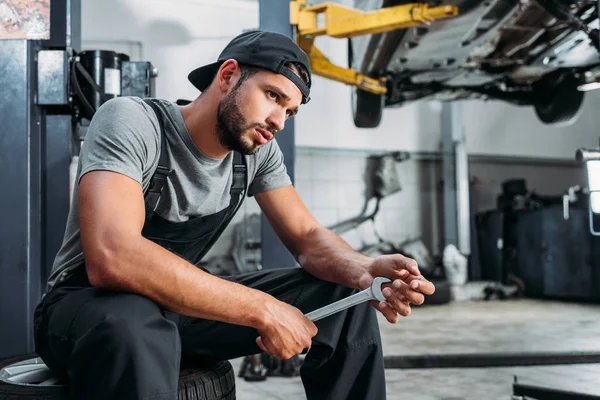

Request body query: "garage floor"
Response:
[230, 298, 600, 399]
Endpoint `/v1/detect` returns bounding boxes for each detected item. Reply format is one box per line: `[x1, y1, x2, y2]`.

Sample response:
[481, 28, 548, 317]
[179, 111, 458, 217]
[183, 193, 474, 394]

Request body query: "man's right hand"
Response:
[255, 299, 318, 360]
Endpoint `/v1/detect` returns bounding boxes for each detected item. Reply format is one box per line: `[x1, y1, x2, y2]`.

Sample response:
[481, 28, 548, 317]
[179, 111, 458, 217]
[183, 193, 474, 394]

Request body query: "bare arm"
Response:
[255, 185, 435, 322]
[79, 170, 272, 328]
[255, 186, 371, 289]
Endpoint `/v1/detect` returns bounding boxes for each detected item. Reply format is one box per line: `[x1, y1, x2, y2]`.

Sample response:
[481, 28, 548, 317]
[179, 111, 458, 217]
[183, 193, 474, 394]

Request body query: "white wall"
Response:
[463, 96, 600, 159]
[82, 0, 259, 102]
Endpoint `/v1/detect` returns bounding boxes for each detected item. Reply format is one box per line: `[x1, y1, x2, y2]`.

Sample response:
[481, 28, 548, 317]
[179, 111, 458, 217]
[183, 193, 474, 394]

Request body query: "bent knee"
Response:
[71, 292, 179, 348]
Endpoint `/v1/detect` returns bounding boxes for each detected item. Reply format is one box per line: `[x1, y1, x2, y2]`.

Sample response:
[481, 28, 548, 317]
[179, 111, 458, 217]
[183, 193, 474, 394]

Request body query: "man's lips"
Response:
[255, 128, 273, 144]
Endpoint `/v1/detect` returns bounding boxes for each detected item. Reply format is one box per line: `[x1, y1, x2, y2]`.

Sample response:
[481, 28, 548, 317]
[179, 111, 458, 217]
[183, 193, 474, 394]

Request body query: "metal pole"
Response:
[454, 109, 471, 255]
[442, 102, 470, 255]
[0, 40, 43, 359]
[0, 0, 80, 358]
[442, 103, 458, 248]
[258, 0, 298, 269]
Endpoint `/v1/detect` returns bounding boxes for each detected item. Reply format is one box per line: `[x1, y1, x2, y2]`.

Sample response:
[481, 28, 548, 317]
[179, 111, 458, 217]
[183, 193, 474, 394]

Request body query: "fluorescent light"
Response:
[591, 192, 600, 214]
[587, 160, 600, 191]
[578, 82, 600, 92]
[587, 160, 600, 214]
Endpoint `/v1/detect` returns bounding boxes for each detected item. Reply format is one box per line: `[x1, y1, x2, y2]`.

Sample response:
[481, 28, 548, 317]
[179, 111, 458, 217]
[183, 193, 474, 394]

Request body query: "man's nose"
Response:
[266, 110, 286, 132]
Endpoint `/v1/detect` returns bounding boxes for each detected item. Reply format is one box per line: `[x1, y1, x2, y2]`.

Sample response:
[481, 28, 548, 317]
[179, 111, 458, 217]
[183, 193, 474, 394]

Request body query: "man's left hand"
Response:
[358, 254, 436, 323]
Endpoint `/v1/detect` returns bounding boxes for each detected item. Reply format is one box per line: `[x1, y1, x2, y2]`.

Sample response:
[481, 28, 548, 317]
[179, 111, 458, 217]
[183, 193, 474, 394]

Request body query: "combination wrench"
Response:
[305, 277, 392, 322]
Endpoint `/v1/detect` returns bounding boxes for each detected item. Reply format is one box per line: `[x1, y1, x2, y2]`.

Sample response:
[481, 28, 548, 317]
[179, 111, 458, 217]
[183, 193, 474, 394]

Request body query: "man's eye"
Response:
[286, 110, 293, 117]
[267, 91, 278, 100]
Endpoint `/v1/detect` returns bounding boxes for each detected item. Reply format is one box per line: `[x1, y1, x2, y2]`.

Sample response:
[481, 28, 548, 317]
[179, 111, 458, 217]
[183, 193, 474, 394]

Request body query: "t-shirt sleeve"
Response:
[78, 97, 159, 187]
[248, 139, 292, 196]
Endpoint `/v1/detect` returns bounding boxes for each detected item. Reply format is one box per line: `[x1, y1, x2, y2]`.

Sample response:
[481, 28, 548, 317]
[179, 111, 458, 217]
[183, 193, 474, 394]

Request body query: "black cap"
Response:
[188, 30, 312, 104]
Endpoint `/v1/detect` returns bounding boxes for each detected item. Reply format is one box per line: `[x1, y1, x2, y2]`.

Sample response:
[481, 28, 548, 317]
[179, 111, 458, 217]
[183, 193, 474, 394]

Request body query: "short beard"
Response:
[216, 85, 258, 155]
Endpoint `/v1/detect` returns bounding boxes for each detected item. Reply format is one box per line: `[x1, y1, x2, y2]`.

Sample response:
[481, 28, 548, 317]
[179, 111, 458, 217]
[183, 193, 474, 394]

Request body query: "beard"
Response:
[216, 87, 268, 155]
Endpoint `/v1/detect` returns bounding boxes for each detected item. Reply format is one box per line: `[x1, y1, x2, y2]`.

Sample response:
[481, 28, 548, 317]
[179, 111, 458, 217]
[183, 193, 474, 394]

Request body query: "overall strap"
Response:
[143, 99, 171, 212]
[229, 151, 247, 218]
[193, 151, 247, 265]
[231, 151, 246, 194]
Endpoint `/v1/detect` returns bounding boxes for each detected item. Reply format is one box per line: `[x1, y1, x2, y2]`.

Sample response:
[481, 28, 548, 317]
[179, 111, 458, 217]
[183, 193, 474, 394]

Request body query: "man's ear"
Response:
[217, 59, 240, 93]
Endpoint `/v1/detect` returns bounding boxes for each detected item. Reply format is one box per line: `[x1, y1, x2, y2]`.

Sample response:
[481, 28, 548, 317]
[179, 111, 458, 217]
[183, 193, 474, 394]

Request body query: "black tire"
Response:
[420, 278, 451, 306]
[0, 353, 235, 400]
[348, 38, 385, 128]
[178, 363, 235, 400]
[533, 76, 584, 126]
[352, 87, 384, 128]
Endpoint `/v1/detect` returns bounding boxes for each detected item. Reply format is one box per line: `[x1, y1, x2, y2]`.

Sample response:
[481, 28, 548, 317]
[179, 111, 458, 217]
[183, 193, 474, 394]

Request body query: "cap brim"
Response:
[188, 61, 221, 92]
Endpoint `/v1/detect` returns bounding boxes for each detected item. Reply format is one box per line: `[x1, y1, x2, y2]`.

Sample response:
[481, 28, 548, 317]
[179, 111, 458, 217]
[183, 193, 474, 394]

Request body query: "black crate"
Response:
[475, 210, 505, 282]
[515, 206, 600, 301]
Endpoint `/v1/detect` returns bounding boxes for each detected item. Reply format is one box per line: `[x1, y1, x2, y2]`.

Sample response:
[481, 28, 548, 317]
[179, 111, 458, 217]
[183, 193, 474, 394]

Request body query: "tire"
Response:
[0, 353, 235, 400]
[420, 278, 451, 306]
[352, 87, 384, 128]
[348, 38, 385, 128]
[533, 76, 584, 126]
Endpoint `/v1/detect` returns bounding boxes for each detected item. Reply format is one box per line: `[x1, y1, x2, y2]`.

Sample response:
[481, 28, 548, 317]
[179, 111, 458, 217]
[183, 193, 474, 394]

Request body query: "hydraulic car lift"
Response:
[290, 0, 458, 94]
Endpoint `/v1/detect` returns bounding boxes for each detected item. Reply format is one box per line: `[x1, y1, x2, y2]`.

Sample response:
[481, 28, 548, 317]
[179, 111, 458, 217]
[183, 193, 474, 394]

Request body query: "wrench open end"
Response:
[305, 277, 392, 322]
[371, 277, 392, 302]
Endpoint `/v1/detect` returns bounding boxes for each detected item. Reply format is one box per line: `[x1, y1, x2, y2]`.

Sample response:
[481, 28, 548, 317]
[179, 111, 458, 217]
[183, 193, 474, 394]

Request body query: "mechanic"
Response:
[33, 30, 435, 400]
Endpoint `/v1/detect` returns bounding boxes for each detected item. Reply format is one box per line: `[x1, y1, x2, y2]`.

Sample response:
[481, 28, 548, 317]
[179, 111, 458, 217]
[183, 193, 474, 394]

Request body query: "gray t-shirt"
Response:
[46, 96, 291, 291]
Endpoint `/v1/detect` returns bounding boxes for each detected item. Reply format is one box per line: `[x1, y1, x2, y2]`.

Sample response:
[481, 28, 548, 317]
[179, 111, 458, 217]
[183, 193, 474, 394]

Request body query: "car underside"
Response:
[349, 0, 600, 127]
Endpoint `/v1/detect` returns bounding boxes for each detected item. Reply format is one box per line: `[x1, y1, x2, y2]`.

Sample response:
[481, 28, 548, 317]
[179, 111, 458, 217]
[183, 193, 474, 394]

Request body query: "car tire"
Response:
[0, 353, 236, 400]
[352, 86, 384, 128]
[422, 278, 451, 306]
[348, 38, 385, 128]
[533, 77, 584, 126]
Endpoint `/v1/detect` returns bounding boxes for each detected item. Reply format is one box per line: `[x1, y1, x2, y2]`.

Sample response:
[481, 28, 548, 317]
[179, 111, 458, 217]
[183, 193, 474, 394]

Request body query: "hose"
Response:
[70, 57, 109, 119]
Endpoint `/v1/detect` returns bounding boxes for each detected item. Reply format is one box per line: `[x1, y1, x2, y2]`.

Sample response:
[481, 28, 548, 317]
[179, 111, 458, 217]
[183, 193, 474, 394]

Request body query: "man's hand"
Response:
[358, 254, 436, 323]
[256, 299, 318, 360]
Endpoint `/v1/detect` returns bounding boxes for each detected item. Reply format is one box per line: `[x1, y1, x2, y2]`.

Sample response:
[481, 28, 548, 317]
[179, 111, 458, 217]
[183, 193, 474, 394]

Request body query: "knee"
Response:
[355, 300, 379, 327]
[102, 314, 169, 342]
[74, 295, 180, 360]
[96, 313, 179, 354]
[325, 283, 378, 325]
[66, 297, 181, 397]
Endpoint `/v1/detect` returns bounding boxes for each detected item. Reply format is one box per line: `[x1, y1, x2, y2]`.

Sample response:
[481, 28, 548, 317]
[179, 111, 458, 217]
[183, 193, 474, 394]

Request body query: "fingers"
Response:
[382, 287, 412, 316]
[370, 300, 399, 323]
[260, 337, 294, 360]
[256, 336, 267, 353]
[369, 254, 437, 321]
[388, 280, 424, 305]
[306, 319, 319, 337]
[392, 254, 420, 276]
[379, 255, 420, 282]
[257, 331, 314, 360]
[402, 275, 436, 296]
[257, 336, 286, 359]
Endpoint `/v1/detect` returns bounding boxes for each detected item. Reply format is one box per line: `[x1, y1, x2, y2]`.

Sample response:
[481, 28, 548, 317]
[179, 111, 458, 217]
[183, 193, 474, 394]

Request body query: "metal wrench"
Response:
[305, 277, 392, 322]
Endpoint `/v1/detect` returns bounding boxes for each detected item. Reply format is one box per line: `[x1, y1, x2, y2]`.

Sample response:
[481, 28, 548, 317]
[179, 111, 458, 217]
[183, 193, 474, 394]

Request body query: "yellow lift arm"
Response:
[290, 0, 458, 95]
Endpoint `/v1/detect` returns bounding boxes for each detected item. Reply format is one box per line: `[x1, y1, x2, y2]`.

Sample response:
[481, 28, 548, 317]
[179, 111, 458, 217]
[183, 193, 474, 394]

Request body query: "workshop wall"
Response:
[462, 96, 600, 159]
[81, 0, 260, 102]
[469, 161, 586, 214]
[204, 151, 586, 262]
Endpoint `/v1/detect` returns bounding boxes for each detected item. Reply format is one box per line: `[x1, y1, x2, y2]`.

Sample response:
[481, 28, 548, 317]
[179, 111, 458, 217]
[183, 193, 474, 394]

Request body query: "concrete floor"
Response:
[229, 298, 600, 399]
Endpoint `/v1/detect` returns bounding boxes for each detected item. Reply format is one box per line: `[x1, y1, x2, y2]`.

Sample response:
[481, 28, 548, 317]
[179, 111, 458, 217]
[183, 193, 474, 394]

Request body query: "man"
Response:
[34, 30, 435, 399]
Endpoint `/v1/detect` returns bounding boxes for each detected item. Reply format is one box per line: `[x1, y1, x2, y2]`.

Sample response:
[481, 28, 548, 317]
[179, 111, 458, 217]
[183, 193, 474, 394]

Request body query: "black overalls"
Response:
[33, 100, 386, 400]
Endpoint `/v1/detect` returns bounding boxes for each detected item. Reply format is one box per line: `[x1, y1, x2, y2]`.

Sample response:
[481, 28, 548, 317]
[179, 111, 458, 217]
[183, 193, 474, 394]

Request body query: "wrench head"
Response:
[371, 277, 392, 301]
